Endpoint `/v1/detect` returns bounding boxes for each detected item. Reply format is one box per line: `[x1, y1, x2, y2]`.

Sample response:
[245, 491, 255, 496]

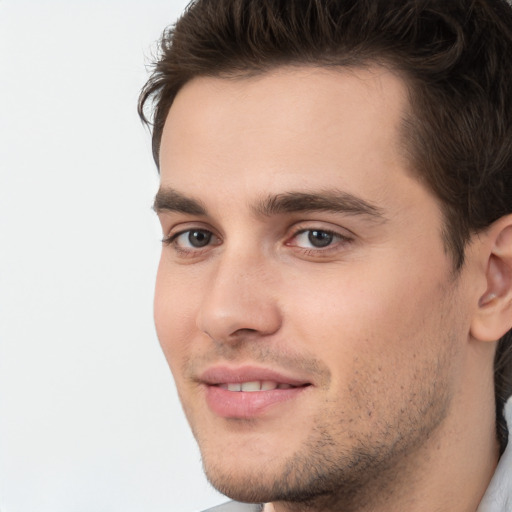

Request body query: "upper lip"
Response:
[199, 365, 311, 387]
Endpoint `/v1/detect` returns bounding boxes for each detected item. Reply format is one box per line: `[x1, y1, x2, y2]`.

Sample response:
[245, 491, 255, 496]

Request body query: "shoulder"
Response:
[201, 501, 262, 512]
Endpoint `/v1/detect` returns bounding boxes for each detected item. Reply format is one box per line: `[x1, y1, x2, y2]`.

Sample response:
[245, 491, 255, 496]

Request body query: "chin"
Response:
[198, 437, 293, 502]
[198, 434, 336, 504]
[201, 450, 354, 508]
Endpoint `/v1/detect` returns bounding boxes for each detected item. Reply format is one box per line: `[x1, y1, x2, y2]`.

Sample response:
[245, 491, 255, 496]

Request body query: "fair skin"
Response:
[154, 66, 512, 512]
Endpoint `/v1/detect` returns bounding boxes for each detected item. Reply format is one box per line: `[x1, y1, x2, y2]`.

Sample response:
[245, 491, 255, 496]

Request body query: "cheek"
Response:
[284, 271, 461, 434]
[282, 260, 455, 379]
[154, 258, 198, 373]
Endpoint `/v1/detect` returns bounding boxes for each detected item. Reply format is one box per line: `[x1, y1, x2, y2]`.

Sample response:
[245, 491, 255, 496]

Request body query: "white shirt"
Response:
[477, 397, 512, 511]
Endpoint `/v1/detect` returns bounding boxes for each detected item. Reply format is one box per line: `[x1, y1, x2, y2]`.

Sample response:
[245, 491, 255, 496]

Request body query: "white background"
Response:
[0, 1, 226, 511]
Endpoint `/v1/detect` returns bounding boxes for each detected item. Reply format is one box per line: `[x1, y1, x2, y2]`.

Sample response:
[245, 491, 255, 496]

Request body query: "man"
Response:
[139, 1, 512, 511]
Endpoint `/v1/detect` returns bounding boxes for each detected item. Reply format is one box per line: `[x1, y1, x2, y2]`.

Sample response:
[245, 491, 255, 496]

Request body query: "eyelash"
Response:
[162, 229, 219, 256]
[287, 228, 352, 254]
[162, 226, 353, 257]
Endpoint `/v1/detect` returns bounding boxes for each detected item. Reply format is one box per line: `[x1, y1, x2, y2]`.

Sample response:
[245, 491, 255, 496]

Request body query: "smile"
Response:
[199, 366, 312, 418]
[218, 381, 298, 392]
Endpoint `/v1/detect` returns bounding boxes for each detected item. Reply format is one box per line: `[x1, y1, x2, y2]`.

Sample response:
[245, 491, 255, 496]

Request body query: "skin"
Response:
[154, 67, 500, 511]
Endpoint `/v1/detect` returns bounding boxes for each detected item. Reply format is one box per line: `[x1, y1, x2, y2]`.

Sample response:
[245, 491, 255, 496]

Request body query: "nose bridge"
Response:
[196, 243, 281, 342]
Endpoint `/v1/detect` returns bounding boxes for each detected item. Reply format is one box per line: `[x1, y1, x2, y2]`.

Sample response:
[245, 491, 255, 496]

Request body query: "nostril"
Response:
[232, 328, 259, 335]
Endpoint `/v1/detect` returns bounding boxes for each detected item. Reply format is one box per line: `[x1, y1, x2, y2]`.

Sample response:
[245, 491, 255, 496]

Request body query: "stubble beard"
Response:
[182, 284, 462, 512]
[197, 364, 453, 512]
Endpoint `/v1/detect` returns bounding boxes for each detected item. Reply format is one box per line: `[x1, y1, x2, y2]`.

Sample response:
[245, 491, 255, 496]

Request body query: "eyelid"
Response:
[286, 220, 354, 240]
[285, 222, 355, 253]
[162, 220, 217, 239]
[165, 228, 217, 243]
[162, 222, 222, 262]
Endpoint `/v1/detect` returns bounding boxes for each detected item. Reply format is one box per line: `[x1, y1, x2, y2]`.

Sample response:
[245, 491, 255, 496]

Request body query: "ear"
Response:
[470, 214, 512, 342]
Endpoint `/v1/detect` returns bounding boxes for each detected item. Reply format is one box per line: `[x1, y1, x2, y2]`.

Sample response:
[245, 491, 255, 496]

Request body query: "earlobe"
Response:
[471, 217, 512, 343]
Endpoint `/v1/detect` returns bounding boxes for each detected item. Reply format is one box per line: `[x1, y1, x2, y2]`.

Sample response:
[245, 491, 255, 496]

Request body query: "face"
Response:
[154, 67, 475, 507]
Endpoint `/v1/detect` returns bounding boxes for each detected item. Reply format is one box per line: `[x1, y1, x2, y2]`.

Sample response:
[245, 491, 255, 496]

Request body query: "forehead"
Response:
[159, 66, 417, 210]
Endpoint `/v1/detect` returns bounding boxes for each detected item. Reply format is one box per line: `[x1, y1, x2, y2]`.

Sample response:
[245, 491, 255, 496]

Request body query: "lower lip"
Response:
[204, 385, 308, 418]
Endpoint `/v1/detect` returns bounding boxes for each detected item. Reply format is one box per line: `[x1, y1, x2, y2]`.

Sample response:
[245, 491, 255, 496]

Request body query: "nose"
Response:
[196, 251, 282, 344]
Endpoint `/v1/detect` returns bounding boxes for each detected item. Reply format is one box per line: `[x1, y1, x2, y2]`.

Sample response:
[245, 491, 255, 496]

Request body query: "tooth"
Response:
[227, 383, 242, 392]
[277, 383, 293, 390]
[241, 381, 261, 392]
[261, 381, 278, 391]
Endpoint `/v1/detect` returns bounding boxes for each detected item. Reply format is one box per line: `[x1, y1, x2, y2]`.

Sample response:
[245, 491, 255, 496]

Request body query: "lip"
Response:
[199, 365, 311, 419]
[200, 365, 310, 387]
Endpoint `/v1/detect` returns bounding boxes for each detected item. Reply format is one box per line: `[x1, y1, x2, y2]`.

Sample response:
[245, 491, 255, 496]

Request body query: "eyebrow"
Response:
[153, 187, 386, 222]
[254, 190, 386, 221]
[153, 188, 207, 215]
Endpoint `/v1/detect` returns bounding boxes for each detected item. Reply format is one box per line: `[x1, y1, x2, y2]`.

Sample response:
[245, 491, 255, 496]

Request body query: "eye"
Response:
[288, 228, 351, 250]
[165, 229, 217, 249]
[299, 230, 334, 248]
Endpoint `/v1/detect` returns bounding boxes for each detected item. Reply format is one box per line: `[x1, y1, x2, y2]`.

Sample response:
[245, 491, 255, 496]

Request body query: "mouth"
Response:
[217, 381, 302, 392]
[199, 366, 312, 418]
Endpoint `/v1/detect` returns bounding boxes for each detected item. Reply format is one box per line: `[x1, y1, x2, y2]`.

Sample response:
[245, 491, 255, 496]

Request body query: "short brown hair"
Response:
[139, 0, 512, 451]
